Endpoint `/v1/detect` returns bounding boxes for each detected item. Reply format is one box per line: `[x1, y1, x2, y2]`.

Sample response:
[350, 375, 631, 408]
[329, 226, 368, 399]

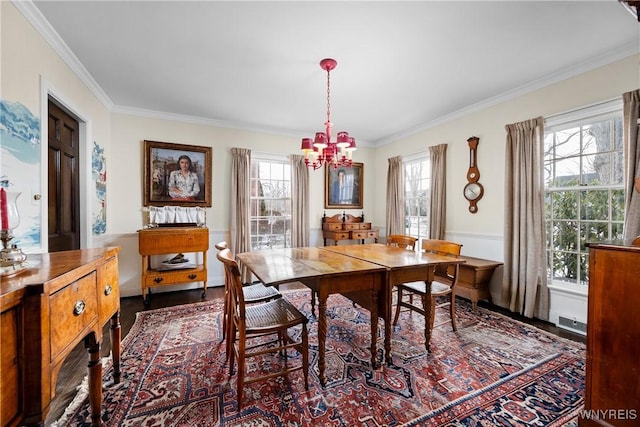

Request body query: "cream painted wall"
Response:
[373, 55, 639, 263]
[1, 2, 112, 252]
[109, 112, 375, 296]
[109, 113, 375, 235]
[3, 1, 640, 321]
[372, 54, 638, 324]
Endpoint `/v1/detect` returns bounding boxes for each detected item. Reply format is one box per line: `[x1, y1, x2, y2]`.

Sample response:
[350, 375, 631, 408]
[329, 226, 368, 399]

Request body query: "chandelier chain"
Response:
[326, 68, 331, 124]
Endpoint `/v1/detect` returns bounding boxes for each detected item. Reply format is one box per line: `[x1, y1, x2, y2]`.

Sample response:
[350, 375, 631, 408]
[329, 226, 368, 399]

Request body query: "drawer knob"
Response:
[104, 284, 112, 295]
[73, 300, 86, 316]
[188, 274, 197, 280]
[154, 277, 164, 283]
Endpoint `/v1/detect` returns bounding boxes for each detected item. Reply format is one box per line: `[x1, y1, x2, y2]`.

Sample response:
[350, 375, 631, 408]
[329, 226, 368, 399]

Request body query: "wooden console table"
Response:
[456, 255, 502, 312]
[0, 247, 121, 427]
[138, 226, 209, 305]
[322, 213, 379, 245]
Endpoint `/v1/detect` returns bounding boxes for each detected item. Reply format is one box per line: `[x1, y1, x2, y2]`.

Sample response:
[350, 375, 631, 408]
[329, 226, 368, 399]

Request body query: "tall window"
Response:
[544, 104, 624, 287]
[250, 156, 291, 250]
[404, 155, 431, 242]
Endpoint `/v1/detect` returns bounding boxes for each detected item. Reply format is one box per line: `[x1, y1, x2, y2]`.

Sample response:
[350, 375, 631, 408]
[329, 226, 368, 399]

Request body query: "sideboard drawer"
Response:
[98, 257, 120, 324]
[49, 272, 98, 360]
[143, 268, 207, 287]
[343, 223, 361, 231]
[138, 227, 209, 255]
[350, 231, 368, 239]
[323, 231, 351, 241]
[323, 223, 343, 231]
[367, 230, 379, 238]
[360, 223, 372, 230]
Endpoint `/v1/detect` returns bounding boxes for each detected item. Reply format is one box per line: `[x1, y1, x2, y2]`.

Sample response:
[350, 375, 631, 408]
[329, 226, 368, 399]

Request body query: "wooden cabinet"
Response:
[138, 227, 209, 305]
[0, 247, 121, 427]
[322, 213, 379, 245]
[1, 292, 22, 427]
[456, 256, 502, 312]
[580, 243, 640, 426]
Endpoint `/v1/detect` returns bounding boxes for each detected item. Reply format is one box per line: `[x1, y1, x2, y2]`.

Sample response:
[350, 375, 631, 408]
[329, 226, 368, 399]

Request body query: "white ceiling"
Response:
[28, 1, 639, 146]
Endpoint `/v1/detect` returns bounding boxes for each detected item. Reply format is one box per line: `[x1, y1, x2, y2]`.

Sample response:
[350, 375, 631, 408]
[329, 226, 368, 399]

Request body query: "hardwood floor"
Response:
[45, 284, 585, 424]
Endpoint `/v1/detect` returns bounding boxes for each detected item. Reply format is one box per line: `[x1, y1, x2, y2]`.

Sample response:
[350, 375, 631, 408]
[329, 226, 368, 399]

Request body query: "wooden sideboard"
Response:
[456, 256, 503, 312]
[0, 247, 121, 427]
[138, 227, 209, 305]
[579, 242, 640, 426]
[322, 213, 379, 245]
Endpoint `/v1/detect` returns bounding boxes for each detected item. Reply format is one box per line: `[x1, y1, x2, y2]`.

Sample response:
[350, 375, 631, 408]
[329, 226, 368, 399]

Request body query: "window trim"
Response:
[402, 153, 431, 244]
[249, 153, 292, 251]
[544, 98, 622, 128]
[544, 98, 624, 288]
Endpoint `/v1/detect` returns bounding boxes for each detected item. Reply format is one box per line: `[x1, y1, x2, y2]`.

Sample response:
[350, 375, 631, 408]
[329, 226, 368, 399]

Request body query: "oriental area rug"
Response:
[54, 290, 584, 426]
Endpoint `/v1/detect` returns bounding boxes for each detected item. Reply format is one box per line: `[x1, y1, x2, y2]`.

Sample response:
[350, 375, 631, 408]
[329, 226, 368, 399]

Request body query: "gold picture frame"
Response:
[143, 140, 212, 207]
[325, 162, 363, 209]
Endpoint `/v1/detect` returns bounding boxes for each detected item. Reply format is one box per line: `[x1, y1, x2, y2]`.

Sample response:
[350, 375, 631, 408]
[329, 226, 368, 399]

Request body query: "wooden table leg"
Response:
[370, 287, 379, 369]
[424, 267, 434, 352]
[318, 291, 328, 386]
[384, 272, 393, 366]
[110, 311, 121, 383]
[84, 334, 102, 426]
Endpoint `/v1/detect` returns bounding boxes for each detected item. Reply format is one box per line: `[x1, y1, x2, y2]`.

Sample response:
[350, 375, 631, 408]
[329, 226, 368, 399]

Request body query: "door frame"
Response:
[40, 77, 93, 253]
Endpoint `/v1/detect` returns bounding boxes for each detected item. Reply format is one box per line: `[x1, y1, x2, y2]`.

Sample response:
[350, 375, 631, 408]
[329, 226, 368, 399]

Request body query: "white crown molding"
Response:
[12, 0, 114, 111]
[13, 0, 636, 148]
[111, 104, 374, 147]
[374, 42, 639, 147]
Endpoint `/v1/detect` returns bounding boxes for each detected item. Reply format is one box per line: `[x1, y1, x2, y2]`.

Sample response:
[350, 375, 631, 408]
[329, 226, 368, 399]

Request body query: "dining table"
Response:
[321, 243, 466, 360]
[235, 246, 386, 385]
[235, 243, 465, 384]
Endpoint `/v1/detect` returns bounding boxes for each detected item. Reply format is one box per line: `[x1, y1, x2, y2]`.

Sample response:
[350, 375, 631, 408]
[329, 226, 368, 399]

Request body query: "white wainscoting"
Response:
[548, 282, 588, 335]
[108, 227, 588, 330]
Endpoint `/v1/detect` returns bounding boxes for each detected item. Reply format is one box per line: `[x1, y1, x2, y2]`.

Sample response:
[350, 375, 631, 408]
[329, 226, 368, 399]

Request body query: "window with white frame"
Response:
[403, 155, 431, 243]
[544, 101, 624, 287]
[250, 156, 291, 250]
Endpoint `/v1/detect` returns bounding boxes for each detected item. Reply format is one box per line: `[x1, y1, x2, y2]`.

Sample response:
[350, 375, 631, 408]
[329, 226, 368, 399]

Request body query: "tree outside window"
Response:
[544, 111, 624, 286]
[250, 159, 291, 250]
[404, 156, 430, 244]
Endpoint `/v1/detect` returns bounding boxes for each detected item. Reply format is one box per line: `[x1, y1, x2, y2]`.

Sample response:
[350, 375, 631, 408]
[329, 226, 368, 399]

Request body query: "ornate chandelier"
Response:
[301, 58, 356, 170]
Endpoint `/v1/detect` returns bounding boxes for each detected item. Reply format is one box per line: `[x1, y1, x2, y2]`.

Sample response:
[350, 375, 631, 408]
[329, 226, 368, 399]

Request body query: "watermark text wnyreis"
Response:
[579, 409, 637, 421]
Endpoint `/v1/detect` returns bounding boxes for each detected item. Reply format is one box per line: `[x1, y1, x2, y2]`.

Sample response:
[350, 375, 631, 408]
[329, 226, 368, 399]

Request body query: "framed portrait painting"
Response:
[325, 162, 363, 209]
[143, 140, 212, 207]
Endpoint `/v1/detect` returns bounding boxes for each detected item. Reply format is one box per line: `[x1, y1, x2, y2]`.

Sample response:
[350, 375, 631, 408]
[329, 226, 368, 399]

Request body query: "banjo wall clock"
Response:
[463, 136, 484, 213]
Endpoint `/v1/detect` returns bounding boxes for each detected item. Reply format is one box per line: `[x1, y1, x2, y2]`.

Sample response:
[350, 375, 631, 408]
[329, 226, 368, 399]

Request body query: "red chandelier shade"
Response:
[300, 58, 356, 170]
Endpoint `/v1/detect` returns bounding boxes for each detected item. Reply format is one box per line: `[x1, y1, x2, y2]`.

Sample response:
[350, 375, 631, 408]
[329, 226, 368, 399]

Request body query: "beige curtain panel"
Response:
[290, 154, 309, 247]
[503, 117, 549, 320]
[386, 156, 404, 237]
[623, 89, 640, 245]
[230, 147, 252, 283]
[429, 144, 447, 240]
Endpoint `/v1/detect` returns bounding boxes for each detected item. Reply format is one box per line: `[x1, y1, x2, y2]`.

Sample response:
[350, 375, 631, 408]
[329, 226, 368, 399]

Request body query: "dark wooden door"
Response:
[48, 100, 80, 252]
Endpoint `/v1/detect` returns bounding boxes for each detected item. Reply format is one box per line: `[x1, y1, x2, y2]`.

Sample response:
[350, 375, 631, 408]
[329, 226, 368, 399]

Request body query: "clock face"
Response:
[464, 182, 483, 201]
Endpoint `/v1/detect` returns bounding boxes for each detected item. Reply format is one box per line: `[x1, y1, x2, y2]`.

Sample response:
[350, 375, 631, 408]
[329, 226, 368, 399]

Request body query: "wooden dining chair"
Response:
[632, 235, 640, 246]
[217, 248, 309, 409]
[392, 239, 463, 350]
[386, 234, 418, 250]
[214, 241, 281, 357]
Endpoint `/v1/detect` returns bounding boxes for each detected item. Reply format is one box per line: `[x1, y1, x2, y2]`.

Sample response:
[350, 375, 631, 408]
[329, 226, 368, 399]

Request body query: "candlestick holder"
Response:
[0, 190, 28, 276]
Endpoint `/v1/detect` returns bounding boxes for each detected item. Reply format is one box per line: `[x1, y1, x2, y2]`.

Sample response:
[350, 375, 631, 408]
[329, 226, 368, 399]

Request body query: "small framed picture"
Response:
[143, 140, 212, 207]
[325, 162, 364, 209]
